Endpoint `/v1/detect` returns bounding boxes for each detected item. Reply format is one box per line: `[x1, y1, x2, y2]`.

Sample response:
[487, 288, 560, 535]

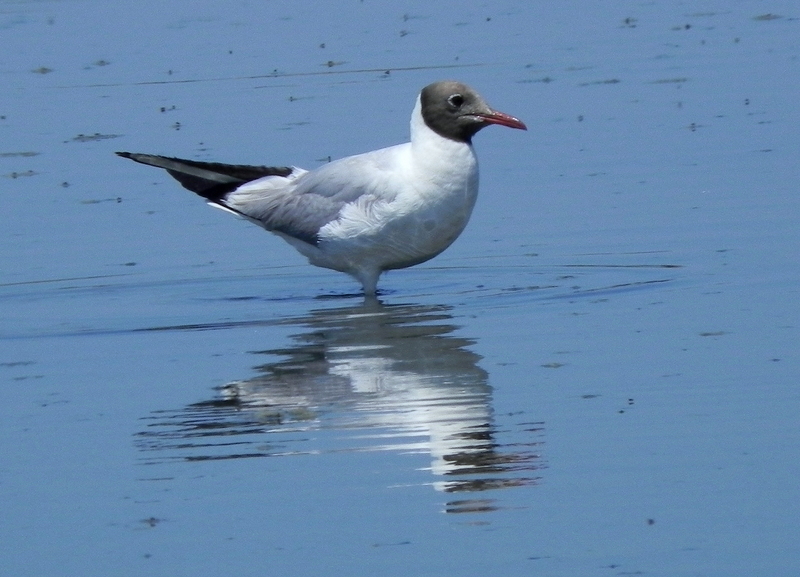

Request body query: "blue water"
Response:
[2, 1, 798, 575]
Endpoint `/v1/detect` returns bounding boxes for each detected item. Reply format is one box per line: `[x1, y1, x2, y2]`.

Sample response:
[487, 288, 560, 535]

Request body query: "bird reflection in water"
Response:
[136, 301, 544, 510]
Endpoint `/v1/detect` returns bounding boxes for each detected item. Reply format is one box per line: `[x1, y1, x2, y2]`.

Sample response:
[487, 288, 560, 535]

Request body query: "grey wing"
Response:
[224, 145, 404, 245]
[227, 186, 348, 245]
[291, 145, 404, 202]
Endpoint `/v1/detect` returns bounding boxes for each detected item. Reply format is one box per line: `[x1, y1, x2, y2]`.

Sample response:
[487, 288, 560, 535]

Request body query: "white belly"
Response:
[315, 168, 478, 273]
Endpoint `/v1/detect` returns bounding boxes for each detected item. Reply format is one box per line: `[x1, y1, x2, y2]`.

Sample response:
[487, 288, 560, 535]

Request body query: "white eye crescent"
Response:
[447, 94, 465, 109]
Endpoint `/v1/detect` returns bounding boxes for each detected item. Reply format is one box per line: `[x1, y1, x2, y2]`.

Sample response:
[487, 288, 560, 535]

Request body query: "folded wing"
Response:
[118, 145, 404, 247]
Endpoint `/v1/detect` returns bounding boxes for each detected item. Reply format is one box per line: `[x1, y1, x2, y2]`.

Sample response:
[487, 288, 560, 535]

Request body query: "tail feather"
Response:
[116, 152, 293, 200]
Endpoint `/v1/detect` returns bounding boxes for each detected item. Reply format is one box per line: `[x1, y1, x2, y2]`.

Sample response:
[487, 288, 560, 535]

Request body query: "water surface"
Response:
[1, 1, 798, 576]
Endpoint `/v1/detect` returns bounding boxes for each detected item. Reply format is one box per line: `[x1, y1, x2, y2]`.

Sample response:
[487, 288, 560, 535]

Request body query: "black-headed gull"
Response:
[118, 80, 526, 296]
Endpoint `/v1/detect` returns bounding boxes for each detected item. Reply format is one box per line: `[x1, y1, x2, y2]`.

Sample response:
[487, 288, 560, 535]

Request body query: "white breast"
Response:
[316, 96, 479, 272]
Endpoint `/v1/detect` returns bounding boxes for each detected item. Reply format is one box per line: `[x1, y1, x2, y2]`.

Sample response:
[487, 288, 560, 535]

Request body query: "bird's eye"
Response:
[447, 94, 465, 109]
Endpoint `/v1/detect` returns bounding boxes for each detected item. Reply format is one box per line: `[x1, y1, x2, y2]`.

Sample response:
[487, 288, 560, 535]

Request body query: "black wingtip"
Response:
[115, 151, 296, 201]
[116, 151, 149, 164]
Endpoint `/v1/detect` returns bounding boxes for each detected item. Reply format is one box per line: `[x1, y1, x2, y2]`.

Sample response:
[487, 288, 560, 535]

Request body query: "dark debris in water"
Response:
[0, 151, 39, 158]
[579, 78, 621, 87]
[0, 360, 36, 368]
[371, 540, 411, 548]
[518, 77, 555, 84]
[3, 170, 37, 179]
[650, 77, 689, 84]
[65, 133, 123, 143]
[80, 197, 123, 205]
[141, 516, 162, 528]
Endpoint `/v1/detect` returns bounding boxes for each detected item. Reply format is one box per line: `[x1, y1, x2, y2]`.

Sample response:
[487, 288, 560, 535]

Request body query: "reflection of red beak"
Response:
[477, 110, 528, 130]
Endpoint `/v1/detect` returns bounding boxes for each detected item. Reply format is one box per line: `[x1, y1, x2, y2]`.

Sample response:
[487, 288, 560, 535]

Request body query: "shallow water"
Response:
[2, 1, 799, 575]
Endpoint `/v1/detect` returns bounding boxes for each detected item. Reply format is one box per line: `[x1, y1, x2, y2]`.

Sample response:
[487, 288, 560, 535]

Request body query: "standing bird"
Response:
[117, 80, 526, 296]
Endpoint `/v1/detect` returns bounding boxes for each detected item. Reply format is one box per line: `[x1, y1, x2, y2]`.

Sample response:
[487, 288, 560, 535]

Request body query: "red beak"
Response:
[477, 110, 527, 130]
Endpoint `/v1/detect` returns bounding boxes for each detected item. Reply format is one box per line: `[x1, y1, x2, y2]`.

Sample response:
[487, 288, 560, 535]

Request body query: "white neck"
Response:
[409, 95, 478, 184]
